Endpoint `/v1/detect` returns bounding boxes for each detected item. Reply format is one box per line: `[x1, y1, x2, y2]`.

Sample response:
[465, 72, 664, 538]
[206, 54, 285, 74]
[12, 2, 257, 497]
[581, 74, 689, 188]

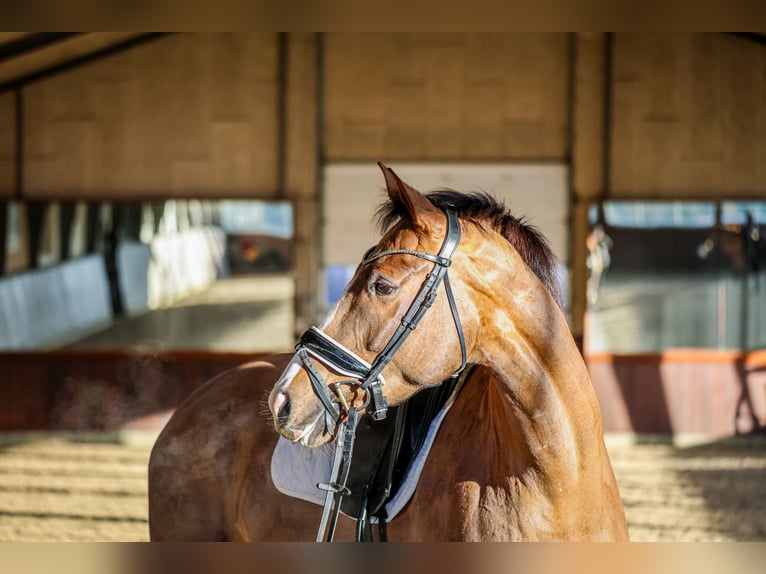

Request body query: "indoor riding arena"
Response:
[1, 33, 765, 543]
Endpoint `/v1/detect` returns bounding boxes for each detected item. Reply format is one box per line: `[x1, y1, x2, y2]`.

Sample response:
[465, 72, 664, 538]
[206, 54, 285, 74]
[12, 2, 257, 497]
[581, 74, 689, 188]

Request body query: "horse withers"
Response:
[148, 164, 628, 541]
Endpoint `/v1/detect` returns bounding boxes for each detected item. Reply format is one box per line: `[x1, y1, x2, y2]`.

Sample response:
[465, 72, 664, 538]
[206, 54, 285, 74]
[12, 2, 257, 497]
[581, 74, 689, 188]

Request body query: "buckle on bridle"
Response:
[366, 381, 388, 421]
[331, 380, 374, 415]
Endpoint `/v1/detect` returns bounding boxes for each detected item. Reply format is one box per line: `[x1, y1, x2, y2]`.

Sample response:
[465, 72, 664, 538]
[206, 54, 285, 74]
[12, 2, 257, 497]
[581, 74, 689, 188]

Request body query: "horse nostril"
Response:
[275, 392, 290, 427]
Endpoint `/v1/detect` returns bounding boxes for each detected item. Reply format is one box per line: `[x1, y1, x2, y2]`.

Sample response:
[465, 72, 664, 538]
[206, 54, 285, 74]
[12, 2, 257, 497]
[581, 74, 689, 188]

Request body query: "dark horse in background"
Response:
[698, 211, 766, 434]
[697, 212, 766, 284]
[148, 165, 628, 541]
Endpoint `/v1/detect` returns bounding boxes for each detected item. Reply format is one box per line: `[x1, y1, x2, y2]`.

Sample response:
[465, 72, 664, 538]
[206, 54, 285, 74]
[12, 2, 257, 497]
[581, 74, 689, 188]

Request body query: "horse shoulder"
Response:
[390, 367, 628, 541]
[391, 369, 539, 541]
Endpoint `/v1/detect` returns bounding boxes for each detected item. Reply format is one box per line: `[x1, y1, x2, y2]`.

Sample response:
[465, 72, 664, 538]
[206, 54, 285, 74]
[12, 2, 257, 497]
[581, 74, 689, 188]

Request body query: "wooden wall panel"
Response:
[0, 91, 14, 198]
[610, 34, 766, 198]
[324, 33, 570, 161]
[22, 33, 280, 200]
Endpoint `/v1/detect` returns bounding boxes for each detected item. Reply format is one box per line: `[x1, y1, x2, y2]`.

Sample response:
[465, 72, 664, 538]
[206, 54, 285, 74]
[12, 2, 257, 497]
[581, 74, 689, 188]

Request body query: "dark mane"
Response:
[375, 189, 564, 310]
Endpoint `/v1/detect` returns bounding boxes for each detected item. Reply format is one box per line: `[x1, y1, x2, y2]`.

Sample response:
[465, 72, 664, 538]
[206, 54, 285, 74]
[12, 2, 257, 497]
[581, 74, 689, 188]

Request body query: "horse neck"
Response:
[464, 245, 603, 476]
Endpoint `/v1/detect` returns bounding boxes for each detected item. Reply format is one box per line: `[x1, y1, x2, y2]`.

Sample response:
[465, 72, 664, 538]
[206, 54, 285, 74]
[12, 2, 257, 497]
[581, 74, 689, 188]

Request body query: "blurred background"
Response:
[0, 33, 764, 541]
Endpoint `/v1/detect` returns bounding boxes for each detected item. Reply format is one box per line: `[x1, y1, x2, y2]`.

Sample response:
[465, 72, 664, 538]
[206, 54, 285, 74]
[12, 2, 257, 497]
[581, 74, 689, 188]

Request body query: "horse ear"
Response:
[377, 162, 441, 227]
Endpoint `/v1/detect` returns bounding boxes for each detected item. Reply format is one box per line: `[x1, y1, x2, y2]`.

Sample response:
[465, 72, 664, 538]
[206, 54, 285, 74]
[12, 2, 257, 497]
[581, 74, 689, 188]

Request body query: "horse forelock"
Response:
[375, 189, 565, 310]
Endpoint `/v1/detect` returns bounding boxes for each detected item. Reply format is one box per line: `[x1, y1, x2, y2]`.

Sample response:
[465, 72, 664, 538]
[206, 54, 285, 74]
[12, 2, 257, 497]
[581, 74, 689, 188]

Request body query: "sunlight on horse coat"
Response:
[148, 165, 628, 541]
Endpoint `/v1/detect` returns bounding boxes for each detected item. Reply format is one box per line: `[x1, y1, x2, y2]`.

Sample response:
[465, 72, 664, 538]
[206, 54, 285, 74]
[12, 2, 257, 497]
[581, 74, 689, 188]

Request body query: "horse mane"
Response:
[375, 189, 565, 310]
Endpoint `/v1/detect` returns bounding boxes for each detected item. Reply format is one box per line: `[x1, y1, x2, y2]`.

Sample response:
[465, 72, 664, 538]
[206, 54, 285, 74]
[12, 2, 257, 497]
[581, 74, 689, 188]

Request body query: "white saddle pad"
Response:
[270, 399, 455, 522]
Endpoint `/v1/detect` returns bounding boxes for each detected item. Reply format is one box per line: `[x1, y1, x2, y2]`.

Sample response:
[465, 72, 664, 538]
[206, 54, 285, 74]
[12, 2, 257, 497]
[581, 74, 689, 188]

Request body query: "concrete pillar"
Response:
[284, 33, 320, 339]
[570, 33, 609, 348]
[0, 201, 6, 274]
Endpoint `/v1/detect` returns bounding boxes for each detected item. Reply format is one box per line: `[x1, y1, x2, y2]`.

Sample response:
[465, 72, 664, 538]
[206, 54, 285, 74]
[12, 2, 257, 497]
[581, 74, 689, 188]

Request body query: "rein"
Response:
[292, 208, 466, 542]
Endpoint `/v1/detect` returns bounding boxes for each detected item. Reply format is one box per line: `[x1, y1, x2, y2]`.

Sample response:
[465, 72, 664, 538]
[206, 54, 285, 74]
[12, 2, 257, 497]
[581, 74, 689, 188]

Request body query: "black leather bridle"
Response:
[292, 208, 467, 542]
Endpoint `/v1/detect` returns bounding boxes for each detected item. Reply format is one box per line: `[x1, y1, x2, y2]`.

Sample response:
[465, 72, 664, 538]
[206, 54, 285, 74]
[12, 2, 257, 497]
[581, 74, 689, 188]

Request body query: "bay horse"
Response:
[697, 214, 764, 276]
[148, 164, 628, 541]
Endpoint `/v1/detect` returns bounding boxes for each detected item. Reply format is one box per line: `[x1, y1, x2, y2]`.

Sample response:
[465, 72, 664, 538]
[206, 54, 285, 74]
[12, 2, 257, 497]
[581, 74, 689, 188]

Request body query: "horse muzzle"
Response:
[270, 390, 334, 446]
[269, 364, 340, 447]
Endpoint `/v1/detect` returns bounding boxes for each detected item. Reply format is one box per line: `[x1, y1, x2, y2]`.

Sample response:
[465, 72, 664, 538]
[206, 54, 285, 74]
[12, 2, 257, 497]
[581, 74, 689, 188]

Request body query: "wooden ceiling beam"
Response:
[0, 32, 167, 91]
[0, 33, 33, 46]
[0, 33, 80, 62]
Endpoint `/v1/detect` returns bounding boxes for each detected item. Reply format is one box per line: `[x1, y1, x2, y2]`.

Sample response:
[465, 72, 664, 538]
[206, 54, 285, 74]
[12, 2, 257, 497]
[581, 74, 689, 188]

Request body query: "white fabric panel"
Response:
[323, 163, 569, 266]
[117, 226, 226, 316]
[0, 255, 113, 349]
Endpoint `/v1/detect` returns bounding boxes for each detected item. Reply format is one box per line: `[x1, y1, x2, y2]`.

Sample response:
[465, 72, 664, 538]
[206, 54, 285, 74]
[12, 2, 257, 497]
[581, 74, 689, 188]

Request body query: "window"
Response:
[586, 201, 766, 354]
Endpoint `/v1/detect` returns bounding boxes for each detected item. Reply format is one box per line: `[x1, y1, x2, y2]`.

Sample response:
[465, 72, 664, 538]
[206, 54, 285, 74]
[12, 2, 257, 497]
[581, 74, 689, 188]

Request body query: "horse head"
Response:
[268, 163, 564, 448]
[268, 165, 488, 446]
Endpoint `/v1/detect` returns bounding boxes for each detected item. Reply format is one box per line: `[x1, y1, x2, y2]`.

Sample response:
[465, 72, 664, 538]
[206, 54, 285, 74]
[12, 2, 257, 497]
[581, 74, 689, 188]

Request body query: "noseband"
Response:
[291, 208, 467, 541]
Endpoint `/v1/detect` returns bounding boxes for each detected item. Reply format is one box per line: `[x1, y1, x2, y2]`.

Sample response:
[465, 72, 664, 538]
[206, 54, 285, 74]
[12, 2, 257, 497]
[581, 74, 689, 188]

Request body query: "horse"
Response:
[148, 164, 628, 541]
[586, 224, 613, 304]
[697, 214, 764, 276]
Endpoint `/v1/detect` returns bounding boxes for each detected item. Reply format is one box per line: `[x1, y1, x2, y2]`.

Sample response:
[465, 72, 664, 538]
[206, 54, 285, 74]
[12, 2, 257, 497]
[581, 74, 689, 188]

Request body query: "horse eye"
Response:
[374, 280, 395, 296]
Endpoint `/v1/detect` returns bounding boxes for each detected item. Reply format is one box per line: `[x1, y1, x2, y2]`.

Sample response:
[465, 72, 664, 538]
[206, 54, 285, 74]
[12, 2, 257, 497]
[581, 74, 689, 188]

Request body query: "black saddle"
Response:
[338, 372, 464, 541]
